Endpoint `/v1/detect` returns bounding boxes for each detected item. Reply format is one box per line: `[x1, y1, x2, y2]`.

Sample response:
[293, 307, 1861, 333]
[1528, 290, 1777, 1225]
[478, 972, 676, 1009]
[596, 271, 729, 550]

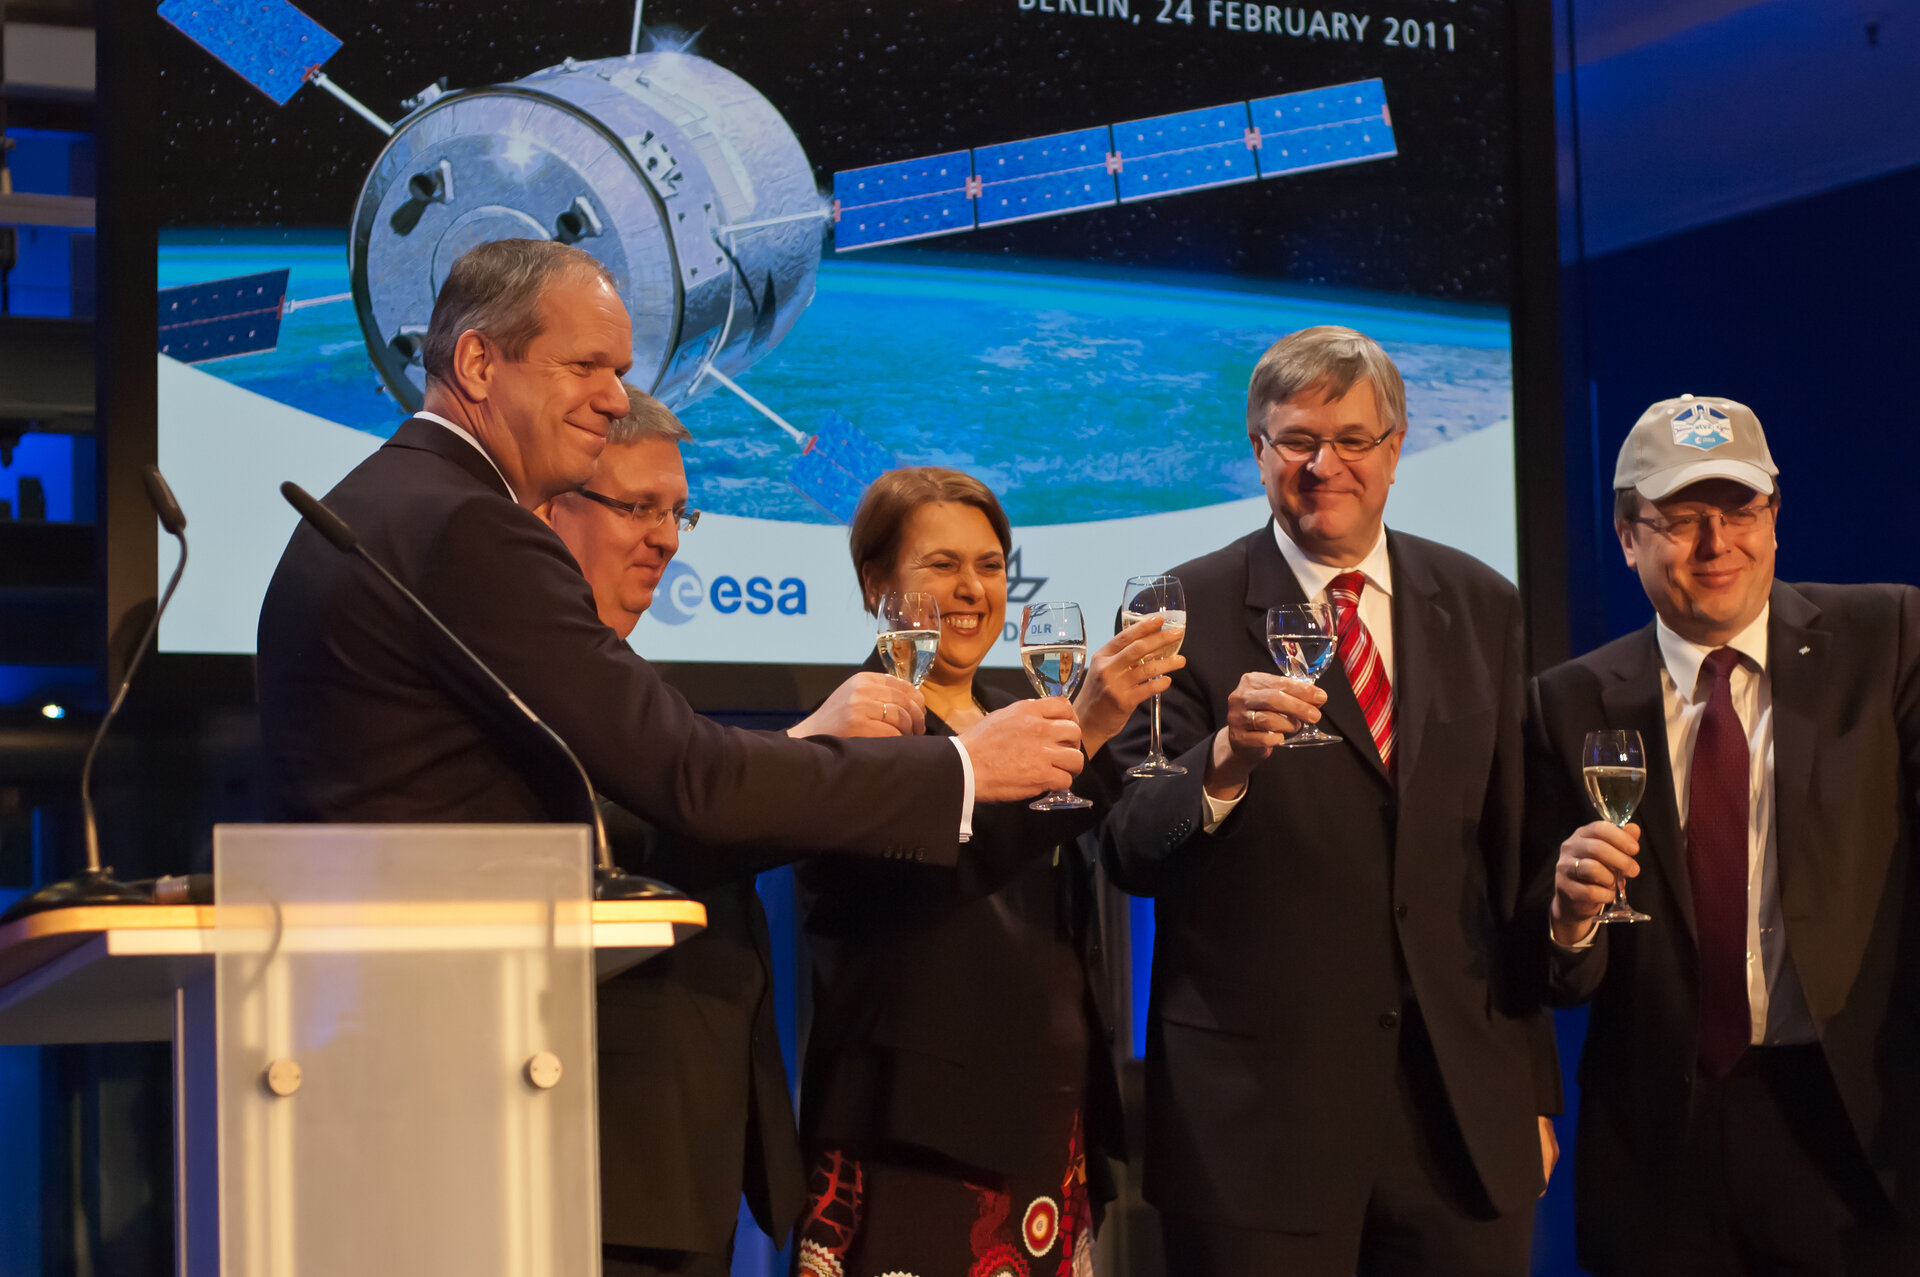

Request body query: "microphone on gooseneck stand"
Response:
[277, 482, 676, 902]
[1, 466, 190, 924]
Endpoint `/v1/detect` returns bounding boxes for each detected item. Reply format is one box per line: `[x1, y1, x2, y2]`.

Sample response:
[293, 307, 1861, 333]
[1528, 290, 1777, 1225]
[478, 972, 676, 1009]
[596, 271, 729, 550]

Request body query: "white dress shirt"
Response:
[1201, 521, 1395, 829]
[1562, 608, 1816, 1045]
[411, 414, 979, 839]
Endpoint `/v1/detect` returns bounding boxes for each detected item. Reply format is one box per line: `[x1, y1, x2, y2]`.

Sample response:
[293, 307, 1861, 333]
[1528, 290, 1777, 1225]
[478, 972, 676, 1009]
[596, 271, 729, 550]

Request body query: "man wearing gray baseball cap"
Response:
[1525, 394, 1920, 1273]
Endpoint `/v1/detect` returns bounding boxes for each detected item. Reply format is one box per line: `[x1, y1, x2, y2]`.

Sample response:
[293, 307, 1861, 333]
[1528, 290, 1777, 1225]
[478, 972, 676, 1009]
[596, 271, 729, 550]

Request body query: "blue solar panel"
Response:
[788, 413, 899, 524]
[975, 127, 1111, 183]
[974, 126, 1116, 227]
[1110, 103, 1258, 202]
[158, 0, 341, 106]
[157, 269, 290, 363]
[833, 191, 974, 250]
[834, 151, 972, 209]
[1250, 79, 1396, 178]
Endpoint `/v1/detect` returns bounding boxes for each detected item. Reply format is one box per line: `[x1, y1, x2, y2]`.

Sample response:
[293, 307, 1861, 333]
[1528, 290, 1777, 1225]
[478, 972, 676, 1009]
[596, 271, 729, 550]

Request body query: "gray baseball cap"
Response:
[1614, 394, 1777, 500]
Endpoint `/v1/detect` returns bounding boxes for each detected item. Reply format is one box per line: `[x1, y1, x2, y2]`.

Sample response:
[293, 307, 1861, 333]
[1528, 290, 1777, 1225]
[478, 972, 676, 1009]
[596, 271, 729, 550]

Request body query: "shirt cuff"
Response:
[949, 737, 975, 843]
[1551, 917, 1601, 951]
[1201, 784, 1244, 835]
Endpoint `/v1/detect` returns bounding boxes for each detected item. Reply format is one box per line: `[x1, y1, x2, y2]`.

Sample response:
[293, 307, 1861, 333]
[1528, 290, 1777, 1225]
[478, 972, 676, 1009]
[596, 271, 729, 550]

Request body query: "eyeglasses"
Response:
[1261, 425, 1398, 462]
[574, 488, 700, 532]
[1631, 500, 1774, 542]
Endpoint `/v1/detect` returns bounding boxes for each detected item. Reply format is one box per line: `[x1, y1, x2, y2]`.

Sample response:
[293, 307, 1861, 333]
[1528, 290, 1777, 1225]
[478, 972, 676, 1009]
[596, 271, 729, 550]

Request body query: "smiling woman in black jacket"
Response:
[794, 467, 1181, 1277]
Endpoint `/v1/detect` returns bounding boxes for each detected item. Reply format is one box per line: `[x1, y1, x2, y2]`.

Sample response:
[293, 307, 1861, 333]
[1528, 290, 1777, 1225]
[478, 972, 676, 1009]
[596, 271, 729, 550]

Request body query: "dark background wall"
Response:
[2, 1, 1917, 1273]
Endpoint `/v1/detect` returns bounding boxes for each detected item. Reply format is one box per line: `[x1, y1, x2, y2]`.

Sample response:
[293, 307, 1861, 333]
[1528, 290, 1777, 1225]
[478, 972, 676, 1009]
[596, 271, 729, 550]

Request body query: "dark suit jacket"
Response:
[595, 808, 805, 1257]
[1093, 523, 1558, 1232]
[796, 680, 1126, 1192]
[1528, 580, 1920, 1271]
[257, 420, 970, 1252]
[257, 418, 964, 858]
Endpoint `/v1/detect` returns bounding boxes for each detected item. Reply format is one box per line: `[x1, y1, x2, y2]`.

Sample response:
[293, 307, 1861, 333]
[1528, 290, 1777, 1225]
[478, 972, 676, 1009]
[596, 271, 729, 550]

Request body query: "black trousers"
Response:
[1160, 1009, 1534, 1277]
[1595, 1044, 1918, 1277]
[602, 1243, 733, 1277]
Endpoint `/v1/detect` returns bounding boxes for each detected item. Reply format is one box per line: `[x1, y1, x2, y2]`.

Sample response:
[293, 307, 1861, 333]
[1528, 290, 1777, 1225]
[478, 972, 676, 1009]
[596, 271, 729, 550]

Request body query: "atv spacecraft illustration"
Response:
[155, 0, 1399, 519]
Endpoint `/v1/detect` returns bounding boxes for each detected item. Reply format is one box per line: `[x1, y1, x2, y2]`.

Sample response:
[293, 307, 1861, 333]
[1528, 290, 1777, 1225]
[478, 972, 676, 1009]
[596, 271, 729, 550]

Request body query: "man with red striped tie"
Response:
[1530, 395, 1920, 1274]
[1098, 326, 1561, 1276]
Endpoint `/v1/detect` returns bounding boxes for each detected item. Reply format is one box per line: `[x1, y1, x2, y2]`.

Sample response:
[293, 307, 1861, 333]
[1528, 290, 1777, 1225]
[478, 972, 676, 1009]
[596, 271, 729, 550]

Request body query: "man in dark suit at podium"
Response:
[258, 238, 1082, 853]
[1096, 326, 1560, 1275]
[1532, 395, 1920, 1274]
[544, 389, 918, 1276]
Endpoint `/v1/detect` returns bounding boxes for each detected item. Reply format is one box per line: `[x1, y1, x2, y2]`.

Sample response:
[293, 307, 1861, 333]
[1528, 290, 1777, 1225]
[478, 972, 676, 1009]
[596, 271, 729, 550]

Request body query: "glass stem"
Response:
[1149, 692, 1165, 759]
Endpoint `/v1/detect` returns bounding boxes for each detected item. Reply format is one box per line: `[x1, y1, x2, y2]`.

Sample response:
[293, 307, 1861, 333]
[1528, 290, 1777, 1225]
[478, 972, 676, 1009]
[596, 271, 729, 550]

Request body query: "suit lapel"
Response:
[1765, 581, 1827, 972]
[1241, 523, 1386, 783]
[385, 415, 516, 502]
[1600, 627, 1696, 942]
[1383, 534, 1446, 796]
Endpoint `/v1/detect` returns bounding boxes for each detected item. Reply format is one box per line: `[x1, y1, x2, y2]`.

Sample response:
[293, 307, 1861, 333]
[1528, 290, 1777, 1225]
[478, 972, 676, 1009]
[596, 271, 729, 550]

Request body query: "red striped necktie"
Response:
[1327, 571, 1396, 774]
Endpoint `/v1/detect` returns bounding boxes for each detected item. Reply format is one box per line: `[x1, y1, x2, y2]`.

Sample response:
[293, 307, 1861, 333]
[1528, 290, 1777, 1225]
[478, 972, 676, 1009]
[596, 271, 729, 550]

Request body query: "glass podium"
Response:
[213, 825, 599, 1276]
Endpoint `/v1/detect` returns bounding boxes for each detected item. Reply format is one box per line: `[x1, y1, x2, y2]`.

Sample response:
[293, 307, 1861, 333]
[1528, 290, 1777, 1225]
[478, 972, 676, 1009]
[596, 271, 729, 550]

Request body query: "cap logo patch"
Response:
[1672, 404, 1733, 451]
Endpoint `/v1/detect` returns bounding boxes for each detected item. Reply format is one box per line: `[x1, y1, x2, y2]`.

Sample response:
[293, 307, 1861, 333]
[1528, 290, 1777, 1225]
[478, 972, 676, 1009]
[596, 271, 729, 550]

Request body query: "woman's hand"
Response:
[1072, 614, 1188, 757]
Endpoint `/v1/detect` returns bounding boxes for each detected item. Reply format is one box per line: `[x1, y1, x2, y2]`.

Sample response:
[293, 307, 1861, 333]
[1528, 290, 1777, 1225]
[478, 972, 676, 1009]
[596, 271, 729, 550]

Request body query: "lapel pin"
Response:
[1798, 645, 1811, 655]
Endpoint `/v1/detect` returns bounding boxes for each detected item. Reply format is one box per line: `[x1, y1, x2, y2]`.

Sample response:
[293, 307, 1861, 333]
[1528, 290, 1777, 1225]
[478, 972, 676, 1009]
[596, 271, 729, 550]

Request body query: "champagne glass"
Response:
[1121, 574, 1187, 778]
[1019, 601, 1092, 811]
[875, 591, 940, 686]
[1264, 603, 1344, 747]
[1583, 729, 1652, 924]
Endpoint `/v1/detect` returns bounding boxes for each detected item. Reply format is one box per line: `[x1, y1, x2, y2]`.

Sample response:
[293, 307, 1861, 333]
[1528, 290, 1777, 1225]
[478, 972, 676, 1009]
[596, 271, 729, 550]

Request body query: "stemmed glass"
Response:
[1121, 574, 1187, 778]
[875, 591, 940, 687]
[1264, 603, 1344, 747]
[1583, 729, 1652, 924]
[1019, 601, 1092, 811]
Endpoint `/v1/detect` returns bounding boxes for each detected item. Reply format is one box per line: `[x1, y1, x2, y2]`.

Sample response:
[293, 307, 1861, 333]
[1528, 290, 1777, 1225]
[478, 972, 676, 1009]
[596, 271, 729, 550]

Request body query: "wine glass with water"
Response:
[1265, 603, 1344, 747]
[1121, 574, 1187, 778]
[1019, 601, 1092, 811]
[1583, 729, 1652, 924]
[875, 592, 940, 686]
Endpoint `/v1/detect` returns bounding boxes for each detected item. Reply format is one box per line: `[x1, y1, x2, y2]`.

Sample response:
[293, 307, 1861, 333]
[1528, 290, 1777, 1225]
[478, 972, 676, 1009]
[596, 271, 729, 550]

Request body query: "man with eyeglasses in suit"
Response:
[546, 388, 924, 1277]
[1529, 394, 1920, 1274]
[1096, 325, 1561, 1275]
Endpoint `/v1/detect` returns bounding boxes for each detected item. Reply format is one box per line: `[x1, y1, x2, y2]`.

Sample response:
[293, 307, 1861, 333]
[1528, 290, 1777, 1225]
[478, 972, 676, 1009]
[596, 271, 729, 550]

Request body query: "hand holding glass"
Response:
[1264, 603, 1343, 747]
[1582, 729, 1652, 924]
[1019, 602, 1092, 811]
[875, 592, 940, 687]
[1120, 574, 1187, 778]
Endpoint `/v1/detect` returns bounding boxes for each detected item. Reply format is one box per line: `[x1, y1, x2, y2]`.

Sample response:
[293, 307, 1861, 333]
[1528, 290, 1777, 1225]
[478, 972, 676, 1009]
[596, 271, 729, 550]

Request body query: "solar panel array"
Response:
[788, 412, 901, 524]
[158, 269, 291, 363]
[158, 0, 341, 106]
[832, 79, 1394, 251]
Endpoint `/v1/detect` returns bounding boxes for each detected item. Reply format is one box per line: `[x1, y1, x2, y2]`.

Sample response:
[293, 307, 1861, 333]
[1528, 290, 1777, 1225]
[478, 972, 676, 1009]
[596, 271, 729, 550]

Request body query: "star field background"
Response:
[154, 0, 1518, 305]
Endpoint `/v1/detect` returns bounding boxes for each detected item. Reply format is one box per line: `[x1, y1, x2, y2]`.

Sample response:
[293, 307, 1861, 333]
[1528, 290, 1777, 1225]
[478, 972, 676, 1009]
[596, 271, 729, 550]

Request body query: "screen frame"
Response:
[102, 0, 1568, 709]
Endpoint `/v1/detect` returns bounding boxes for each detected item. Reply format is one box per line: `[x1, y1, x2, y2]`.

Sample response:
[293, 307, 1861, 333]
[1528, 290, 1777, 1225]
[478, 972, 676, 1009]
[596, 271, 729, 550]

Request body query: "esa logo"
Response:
[648, 560, 808, 626]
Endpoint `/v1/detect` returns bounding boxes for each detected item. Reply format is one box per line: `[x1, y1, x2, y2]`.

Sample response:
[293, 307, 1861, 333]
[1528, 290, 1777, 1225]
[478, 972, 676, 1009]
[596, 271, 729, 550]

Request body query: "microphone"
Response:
[1, 465, 187, 923]
[277, 482, 672, 901]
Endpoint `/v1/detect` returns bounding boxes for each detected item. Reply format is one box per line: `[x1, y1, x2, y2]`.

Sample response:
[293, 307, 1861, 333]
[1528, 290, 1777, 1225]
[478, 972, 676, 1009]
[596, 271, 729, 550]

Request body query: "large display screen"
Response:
[154, 0, 1522, 664]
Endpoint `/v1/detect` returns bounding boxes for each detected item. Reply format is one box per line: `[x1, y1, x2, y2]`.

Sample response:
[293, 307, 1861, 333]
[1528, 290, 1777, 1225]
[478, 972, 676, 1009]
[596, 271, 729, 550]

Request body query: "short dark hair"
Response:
[607, 385, 691, 446]
[847, 467, 1012, 613]
[1614, 481, 1782, 531]
[1247, 325, 1408, 436]
[421, 239, 616, 384]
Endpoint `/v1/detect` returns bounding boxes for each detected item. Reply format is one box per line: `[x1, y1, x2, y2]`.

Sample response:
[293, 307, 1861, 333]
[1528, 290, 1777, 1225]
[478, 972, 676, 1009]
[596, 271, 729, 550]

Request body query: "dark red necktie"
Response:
[1327, 572, 1395, 775]
[1688, 646, 1751, 1079]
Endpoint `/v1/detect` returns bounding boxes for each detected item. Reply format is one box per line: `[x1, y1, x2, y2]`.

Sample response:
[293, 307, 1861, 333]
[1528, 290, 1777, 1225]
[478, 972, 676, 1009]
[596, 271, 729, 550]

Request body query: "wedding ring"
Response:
[1248, 710, 1261, 729]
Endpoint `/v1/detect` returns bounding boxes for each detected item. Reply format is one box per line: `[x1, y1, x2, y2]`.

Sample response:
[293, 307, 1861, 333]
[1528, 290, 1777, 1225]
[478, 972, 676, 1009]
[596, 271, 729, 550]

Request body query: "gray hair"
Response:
[421, 239, 617, 383]
[1246, 325, 1409, 436]
[607, 385, 692, 446]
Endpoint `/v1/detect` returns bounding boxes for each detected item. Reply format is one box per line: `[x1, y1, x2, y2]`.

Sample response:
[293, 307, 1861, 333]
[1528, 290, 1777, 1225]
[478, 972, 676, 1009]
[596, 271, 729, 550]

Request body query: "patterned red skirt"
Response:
[795, 1115, 1095, 1277]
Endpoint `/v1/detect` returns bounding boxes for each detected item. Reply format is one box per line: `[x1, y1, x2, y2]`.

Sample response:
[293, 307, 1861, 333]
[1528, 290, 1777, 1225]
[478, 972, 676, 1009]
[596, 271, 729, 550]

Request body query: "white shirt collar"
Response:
[1654, 605, 1770, 703]
[414, 411, 517, 503]
[1271, 519, 1393, 603]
